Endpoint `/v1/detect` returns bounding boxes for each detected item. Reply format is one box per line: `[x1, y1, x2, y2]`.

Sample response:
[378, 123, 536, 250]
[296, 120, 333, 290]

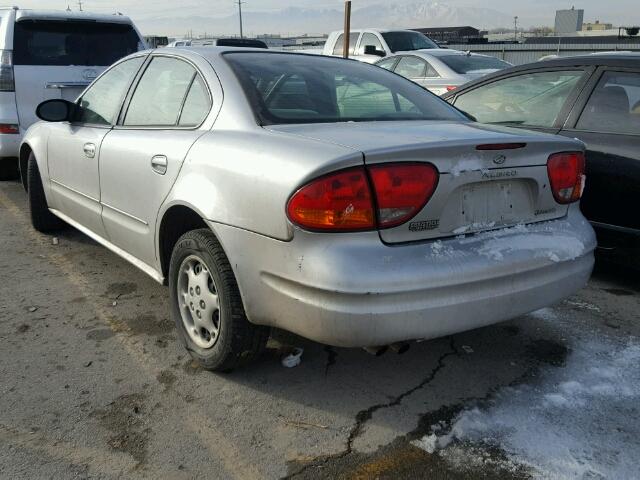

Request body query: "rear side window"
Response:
[332, 33, 359, 56]
[376, 57, 397, 71]
[76, 56, 144, 125]
[395, 56, 427, 79]
[124, 57, 197, 127]
[576, 71, 640, 135]
[454, 70, 584, 127]
[13, 20, 141, 66]
[179, 75, 211, 126]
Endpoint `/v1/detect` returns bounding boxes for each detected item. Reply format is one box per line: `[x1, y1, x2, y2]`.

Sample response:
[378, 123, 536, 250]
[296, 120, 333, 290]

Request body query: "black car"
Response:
[443, 53, 640, 258]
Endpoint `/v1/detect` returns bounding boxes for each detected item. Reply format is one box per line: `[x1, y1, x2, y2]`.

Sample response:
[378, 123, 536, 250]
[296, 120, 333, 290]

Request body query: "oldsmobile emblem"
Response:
[493, 154, 507, 165]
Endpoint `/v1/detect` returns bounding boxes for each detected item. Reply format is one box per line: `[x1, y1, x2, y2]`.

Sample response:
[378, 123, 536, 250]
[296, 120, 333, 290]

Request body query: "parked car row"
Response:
[18, 46, 597, 370]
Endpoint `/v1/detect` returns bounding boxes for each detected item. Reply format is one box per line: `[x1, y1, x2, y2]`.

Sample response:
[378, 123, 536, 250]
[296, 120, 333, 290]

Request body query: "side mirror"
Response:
[364, 45, 385, 57]
[36, 99, 75, 122]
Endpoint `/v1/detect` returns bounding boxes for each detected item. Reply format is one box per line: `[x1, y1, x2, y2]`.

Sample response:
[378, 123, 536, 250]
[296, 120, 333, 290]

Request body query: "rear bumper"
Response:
[211, 205, 596, 347]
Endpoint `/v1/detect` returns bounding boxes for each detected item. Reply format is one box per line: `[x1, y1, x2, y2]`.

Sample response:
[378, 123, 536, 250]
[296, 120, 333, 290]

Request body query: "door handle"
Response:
[151, 155, 168, 175]
[83, 143, 96, 158]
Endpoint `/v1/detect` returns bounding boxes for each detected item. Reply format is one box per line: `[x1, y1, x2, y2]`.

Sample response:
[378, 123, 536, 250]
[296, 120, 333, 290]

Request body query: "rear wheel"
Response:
[0, 157, 19, 181]
[169, 228, 269, 371]
[27, 153, 65, 232]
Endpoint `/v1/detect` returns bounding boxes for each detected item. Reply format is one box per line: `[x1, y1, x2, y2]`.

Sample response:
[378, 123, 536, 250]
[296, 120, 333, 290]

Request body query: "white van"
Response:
[0, 7, 146, 179]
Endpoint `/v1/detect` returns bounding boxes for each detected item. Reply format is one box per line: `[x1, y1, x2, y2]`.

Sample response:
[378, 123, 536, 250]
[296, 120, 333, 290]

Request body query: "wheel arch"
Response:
[157, 203, 212, 285]
[19, 143, 33, 191]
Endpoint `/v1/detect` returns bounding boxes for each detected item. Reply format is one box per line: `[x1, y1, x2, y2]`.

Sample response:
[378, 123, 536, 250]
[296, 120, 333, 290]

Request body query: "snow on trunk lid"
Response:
[367, 140, 573, 244]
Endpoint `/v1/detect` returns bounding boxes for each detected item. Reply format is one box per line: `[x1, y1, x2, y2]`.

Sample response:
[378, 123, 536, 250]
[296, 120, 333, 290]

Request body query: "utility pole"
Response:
[236, 0, 244, 39]
[343, 0, 352, 58]
[78, 0, 83, 11]
[514, 16, 518, 42]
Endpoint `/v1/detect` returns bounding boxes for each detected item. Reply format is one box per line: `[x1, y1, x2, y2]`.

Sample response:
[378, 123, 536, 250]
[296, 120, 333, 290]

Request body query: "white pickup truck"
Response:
[321, 28, 439, 63]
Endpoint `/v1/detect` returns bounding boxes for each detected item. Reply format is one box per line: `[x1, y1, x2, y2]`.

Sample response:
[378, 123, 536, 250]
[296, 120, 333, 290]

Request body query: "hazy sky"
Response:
[17, 0, 640, 34]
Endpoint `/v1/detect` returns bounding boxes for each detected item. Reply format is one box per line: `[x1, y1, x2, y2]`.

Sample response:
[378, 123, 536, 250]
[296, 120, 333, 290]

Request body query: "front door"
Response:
[47, 56, 145, 236]
[99, 56, 212, 267]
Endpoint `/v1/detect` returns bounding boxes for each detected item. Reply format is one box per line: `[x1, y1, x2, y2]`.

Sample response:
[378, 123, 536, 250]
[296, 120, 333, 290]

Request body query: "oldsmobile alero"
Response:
[20, 48, 596, 370]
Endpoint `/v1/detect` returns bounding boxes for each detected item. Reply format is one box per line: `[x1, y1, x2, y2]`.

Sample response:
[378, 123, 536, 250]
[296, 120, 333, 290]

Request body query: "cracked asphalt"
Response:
[1, 179, 638, 479]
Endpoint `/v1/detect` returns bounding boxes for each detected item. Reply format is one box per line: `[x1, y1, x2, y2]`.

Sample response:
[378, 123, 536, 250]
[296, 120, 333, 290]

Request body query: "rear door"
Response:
[559, 67, 640, 232]
[47, 56, 145, 236]
[98, 55, 215, 267]
[12, 18, 142, 130]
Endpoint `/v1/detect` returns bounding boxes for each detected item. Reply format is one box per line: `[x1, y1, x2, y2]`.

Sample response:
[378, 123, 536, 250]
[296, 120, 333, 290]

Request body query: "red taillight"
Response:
[287, 163, 439, 231]
[547, 152, 585, 204]
[368, 163, 439, 228]
[286, 167, 375, 231]
[0, 124, 19, 134]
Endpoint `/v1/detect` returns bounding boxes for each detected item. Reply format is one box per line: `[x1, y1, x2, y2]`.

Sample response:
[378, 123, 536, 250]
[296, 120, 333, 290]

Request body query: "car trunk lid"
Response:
[268, 121, 582, 243]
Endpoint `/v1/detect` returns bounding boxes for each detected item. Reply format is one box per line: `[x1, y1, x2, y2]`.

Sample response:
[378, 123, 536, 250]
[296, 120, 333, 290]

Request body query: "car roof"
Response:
[442, 53, 640, 99]
[12, 8, 134, 24]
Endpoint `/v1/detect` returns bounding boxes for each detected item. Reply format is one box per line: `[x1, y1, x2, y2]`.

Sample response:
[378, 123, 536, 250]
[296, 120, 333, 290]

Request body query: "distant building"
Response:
[412, 26, 483, 44]
[555, 7, 585, 34]
[582, 20, 613, 31]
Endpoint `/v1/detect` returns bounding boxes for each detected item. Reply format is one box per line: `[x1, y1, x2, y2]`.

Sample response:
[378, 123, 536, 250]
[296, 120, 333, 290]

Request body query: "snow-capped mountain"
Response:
[137, 1, 513, 37]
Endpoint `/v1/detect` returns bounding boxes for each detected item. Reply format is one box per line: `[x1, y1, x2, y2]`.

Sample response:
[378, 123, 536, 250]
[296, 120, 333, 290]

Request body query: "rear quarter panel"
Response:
[161, 128, 362, 241]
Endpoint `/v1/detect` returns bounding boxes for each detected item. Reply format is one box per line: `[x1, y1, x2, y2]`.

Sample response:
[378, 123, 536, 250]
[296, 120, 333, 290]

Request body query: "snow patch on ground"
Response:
[413, 322, 640, 479]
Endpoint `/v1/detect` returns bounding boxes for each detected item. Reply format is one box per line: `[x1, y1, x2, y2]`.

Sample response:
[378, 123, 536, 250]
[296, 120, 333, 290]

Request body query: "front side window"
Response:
[225, 52, 466, 125]
[13, 20, 141, 66]
[332, 33, 360, 56]
[376, 57, 397, 71]
[359, 33, 384, 54]
[124, 57, 196, 127]
[576, 71, 640, 135]
[76, 56, 144, 125]
[381, 32, 438, 53]
[454, 70, 584, 127]
[395, 56, 427, 79]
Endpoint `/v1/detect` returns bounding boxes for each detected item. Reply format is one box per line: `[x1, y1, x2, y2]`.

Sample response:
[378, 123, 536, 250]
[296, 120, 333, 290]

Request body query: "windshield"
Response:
[381, 32, 438, 52]
[440, 55, 511, 74]
[13, 20, 141, 66]
[225, 52, 466, 125]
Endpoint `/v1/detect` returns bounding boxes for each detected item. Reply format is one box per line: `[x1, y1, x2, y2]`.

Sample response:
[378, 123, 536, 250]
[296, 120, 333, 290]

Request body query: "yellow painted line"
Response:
[0, 187, 263, 480]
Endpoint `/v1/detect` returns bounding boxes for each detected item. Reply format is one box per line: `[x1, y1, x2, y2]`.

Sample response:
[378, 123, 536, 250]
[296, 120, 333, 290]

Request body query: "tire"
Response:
[27, 153, 65, 232]
[169, 228, 269, 371]
[0, 157, 19, 181]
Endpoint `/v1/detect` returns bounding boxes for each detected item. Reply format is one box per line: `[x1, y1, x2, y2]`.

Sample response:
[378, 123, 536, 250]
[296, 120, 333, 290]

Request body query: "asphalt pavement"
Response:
[1, 179, 638, 479]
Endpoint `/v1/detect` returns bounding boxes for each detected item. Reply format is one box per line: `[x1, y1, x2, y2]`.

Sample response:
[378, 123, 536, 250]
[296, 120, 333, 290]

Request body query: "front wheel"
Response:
[169, 229, 269, 371]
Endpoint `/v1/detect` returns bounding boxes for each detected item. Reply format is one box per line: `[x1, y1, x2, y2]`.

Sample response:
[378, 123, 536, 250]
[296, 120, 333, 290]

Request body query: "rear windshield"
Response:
[440, 55, 511, 74]
[13, 20, 141, 66]
[381, 32, 438, 52]
[224, 52, 466, 125]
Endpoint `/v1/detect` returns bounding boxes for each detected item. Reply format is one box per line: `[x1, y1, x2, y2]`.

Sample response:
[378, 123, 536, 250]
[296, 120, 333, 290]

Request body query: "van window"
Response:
[13, 20, 141, 66]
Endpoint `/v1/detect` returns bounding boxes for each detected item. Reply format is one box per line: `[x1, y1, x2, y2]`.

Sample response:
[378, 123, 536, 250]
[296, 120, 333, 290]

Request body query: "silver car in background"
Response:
[21, 48, 595, 370]
[376, 49, 511, 95]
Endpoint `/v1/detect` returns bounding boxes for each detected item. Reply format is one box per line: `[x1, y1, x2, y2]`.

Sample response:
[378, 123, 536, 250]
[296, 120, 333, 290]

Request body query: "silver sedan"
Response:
[21, 48, 595, 370]
[376, 49, 511, 95]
